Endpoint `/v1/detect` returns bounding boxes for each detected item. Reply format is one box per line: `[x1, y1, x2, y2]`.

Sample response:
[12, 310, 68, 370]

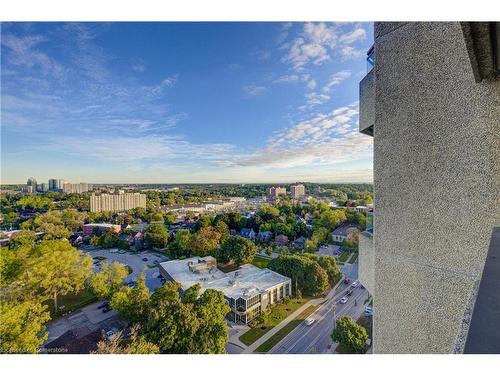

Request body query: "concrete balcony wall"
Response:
[359, 231, 374, 296]
[359, 69, 375, 136]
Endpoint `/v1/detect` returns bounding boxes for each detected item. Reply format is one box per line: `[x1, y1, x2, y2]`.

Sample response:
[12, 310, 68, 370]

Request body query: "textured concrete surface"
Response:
[359, 69, 375, 135]
[371, 22, 500, 353]
[358, 231, 374, 296]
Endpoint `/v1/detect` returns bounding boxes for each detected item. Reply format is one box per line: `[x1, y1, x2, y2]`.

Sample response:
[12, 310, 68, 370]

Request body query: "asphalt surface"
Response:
[269, 282, 370, 354]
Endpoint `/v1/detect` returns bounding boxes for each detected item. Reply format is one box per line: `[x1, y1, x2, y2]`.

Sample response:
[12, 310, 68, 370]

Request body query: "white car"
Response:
[109, 249, 119, 253]
[351, 281, 359, 288]
[364, 307, 373, 316]
[304, 318, 315, 326]
[340, 297, 348, 304]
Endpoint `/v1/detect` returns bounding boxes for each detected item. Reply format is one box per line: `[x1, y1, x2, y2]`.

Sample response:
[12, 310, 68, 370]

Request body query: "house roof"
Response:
[331, 224, 359, 236]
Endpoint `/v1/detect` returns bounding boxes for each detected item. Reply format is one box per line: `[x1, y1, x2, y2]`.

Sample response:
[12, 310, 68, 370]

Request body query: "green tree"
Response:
[315, 209, 347, 231]
[164, 212, 177, 225]
[144, 223, 168, 249]
[214, 220, 230, 242]
[0, 300, 50, 354]
[217, 236, 256, 266]
[167, 229, 193, 258]
[23, 240, 93, 312]
[143, 282, 229, 353]
[191, 226, 222, 257]
[331, 316, 368, 353]
[94, 324, 159, 354]
[110, 274, 150, 323]
[89, 261, 129, 299]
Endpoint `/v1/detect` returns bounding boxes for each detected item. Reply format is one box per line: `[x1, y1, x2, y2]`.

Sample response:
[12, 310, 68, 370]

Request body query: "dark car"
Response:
[343, 278, 350, 284]
[346, 290, 353, 296]
[102, 306, 112, 313]
[97, 301, 109, 309]
[142, 257, 148, 262]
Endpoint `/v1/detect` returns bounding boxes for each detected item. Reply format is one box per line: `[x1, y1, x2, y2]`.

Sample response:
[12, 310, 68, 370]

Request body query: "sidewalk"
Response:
[242, 279, 344, 354]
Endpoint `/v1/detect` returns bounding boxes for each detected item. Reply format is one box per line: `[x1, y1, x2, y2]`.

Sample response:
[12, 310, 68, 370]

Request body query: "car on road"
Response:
[125, 281, 137, 287]
[365, 307, 373, 316]
[340, 297, 348, 304]
[304, 318, 315, 326]
[351, 281, 359, 288]
[102, 306, 113, 313]
[346, 290, 353, 296]
[97, 301, 109, 309]
[110, 249, 119, 253]
[343, 278, 350, 284]
[153, 260, 160, 265]
[142, 257, 148, 262]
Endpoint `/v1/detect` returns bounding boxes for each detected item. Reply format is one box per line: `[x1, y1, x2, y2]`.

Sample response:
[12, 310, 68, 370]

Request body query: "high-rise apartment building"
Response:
[62, 182, 90, 194]
[358, 22, 499, 353]
[90, 192, 147, 213]
[290, 184, 305, 199]
[266, 186, 286, 200]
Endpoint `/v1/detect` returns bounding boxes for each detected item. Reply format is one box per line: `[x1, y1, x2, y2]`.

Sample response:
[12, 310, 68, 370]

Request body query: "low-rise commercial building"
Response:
[158, 256, 292, 324]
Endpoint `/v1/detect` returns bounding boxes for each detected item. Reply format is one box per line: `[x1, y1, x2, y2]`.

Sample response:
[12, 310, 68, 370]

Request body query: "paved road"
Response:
[269, 281, 369, 354]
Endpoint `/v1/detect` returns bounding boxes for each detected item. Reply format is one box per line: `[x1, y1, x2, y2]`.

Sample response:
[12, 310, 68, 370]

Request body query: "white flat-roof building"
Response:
[158, 256, 292, 324]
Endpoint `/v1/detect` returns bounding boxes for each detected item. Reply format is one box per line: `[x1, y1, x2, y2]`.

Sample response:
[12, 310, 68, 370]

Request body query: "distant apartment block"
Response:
[290, 184, 306, 199]
[158, 256, 292, 324]
[266, 186, 286, 199]
[358, 22, 499, 353]
[63, 182, 90, 194]
[90, 192, 147, 213]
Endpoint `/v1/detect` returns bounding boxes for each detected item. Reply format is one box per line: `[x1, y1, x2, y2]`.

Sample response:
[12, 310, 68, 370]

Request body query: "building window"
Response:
[285, 283, 290, 297]
[273, 288, 278, 303]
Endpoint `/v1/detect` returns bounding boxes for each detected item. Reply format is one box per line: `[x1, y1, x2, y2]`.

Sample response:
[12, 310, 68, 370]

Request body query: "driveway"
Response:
[83, 247, 168, 292]
[317, 244, 340, 257]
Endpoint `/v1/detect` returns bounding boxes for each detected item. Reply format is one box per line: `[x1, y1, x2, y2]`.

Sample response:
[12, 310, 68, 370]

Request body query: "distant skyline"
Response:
[1, 22, 373, 184]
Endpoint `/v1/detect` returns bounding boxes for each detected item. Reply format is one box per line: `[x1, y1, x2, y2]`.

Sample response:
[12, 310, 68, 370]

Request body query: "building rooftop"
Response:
[159, 256, 290, 300]
[332, 223, 360, 236]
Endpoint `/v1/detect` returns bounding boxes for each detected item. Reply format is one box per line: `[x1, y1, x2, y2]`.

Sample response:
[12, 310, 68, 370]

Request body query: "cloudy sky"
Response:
[1, 22, 373, 184]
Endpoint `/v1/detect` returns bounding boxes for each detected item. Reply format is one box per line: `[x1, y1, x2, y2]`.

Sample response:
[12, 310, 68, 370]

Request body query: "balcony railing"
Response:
[366, 45, 375, 72]
[365, 211, 374, 234]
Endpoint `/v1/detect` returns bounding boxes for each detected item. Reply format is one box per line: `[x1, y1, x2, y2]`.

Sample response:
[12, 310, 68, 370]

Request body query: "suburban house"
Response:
[158, 256, 292, 324]
[257, 230, 273, 242]
[275, 234, 289, 247]
[291, 236, 307, 248]
[82, 223, 122, 236]
[240, 228, 256, 240]
[331, 224, 360, 243]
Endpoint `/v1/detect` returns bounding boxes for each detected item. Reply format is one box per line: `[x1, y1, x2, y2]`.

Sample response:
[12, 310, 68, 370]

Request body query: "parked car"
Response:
[102, 306, 112, 313]
[142, 257, 148, 262]
[126, 281, 137, 287]
[304, 318, 315, 326]
[343, 278, 350, 284]
[346, 290, 353, 296]
[105, 328, 119, 339]
[351, 281, 359, 288]
[340, 297, 348, 304]
[118, 250, 127, 254]
[153, 260, 160, 265]
[97, 301, 109, 309]
[110, 249, 119, 253]
[364, 307, 373, 317]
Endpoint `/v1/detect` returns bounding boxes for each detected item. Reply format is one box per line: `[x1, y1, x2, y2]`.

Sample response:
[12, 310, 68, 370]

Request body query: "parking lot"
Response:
[81, 246, 169, 292]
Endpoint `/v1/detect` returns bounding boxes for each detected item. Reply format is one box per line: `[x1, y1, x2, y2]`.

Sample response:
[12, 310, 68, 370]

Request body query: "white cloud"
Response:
[222, 104, 371, 169]
[304, 92, 330, 107]
[281, 23, 369, 70]
[273, 74, 300, 84]
[322, 70, 351, 92]
[339, 28, 367, 44]
[341, 46, 364, 59]
[242, 85, 267, 96]
[132, 63, 146, 72]
[306, 79, 317, 90]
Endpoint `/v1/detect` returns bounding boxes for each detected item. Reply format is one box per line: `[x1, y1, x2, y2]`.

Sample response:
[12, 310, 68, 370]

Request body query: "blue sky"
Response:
[1, 22, 373, 184]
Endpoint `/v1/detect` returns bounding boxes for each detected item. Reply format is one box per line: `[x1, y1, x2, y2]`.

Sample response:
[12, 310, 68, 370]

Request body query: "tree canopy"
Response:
[331, 316, 368, 354]
[216, 236, 256, 266]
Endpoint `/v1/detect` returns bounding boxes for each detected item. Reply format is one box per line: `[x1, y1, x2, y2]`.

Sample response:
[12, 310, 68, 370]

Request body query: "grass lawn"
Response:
[47, 289, 98, 319]
[348, 252, 358, 264]
[255, 304, 319, 352]
[251, 255, 270, 269]
[238, 297, 313, 346]
[337, 250, 352, 263]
